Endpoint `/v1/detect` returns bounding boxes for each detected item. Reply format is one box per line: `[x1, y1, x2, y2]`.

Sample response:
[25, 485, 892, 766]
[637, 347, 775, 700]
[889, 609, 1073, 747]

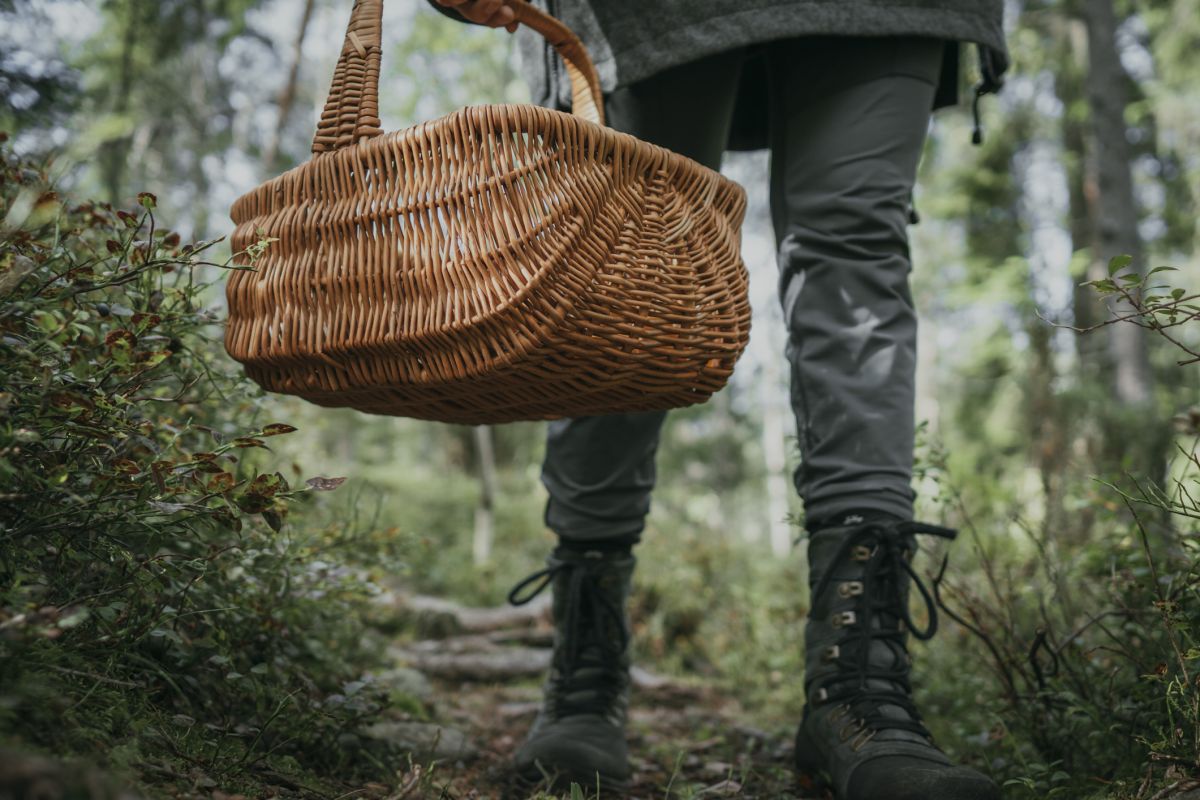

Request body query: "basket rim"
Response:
[231, 102, 745, 220]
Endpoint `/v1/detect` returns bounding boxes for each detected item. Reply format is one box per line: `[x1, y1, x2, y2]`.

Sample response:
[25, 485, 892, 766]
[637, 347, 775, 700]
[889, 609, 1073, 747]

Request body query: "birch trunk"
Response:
[473, 425, 497, 565]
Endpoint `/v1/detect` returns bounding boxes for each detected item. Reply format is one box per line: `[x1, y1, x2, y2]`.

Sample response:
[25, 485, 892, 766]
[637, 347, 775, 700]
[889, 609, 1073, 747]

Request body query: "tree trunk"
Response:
[188, 56, 212, 238]
[1080, 0, 1176, 536]
[1058, 19, 1104, 365]
[1081, 0, 1153, 408]
[473, 425, 497, 565]
[100, 0, 139, 205]
[263, 0, 317, 172]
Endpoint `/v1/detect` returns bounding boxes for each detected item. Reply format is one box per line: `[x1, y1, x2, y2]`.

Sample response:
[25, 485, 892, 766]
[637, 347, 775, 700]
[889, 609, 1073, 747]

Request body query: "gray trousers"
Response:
[541, 36, 944, 540]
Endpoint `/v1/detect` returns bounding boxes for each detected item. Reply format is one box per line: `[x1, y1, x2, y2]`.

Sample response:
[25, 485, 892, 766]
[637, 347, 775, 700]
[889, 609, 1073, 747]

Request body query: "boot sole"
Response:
[511, 762, 630, 798]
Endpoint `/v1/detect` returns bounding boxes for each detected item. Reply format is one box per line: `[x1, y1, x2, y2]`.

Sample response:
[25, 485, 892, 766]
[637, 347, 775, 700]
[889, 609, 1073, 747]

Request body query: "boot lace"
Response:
[509, 555, 630, 719]
[810, 519, 957, 739]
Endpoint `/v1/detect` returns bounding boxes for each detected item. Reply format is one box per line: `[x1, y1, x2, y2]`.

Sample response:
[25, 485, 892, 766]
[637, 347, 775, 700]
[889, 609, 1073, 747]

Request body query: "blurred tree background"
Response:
[2, 0, 1199, 798]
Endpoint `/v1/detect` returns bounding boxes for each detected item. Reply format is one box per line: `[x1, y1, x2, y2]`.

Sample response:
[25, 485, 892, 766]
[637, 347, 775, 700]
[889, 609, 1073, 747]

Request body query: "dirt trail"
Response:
[382, 592, 822, 799]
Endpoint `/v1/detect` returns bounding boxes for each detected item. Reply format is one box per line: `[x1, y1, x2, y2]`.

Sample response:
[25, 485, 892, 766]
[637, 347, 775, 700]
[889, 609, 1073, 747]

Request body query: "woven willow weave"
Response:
[225, 0, 751, 425]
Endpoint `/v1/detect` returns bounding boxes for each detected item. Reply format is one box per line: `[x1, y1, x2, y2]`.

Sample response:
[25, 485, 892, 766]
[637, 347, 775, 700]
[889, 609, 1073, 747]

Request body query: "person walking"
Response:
[431, 1, 1008, 797]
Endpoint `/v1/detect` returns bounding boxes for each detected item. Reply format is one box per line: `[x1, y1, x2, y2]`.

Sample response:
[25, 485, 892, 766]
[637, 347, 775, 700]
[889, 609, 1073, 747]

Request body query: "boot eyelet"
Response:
[831, 610, 857, 628]
[838, 581, 864, 598]
[851, 545, 875, 561]
[822, 645, 840, 662]
[838, 720, 863, 743]
[815, 688, 830, 703]
[850, 728, 877, 752]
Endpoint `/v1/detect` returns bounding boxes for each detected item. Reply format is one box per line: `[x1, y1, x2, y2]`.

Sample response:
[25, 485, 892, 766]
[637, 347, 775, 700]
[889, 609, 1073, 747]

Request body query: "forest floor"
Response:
[374, 591, 822, 800]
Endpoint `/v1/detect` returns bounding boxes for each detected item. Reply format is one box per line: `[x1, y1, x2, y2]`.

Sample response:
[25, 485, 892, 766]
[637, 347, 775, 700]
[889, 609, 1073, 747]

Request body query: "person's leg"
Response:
[540, 50, 744, 545]
[768, 37, 938, 529]
[516, 48, 745, 792]
[767, 36, 999, 800]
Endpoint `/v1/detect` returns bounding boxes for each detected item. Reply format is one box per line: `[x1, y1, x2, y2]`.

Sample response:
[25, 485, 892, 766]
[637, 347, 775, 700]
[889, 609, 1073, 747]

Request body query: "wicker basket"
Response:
[224, 0, 751, 425]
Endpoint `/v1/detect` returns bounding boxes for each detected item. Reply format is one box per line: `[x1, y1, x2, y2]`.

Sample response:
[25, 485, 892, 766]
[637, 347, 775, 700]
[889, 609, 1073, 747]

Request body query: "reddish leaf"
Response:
[138, 350, 172, 367]
[112, 459, 140, 475]
[208, 472, 236, 493]
[150, 460, 172, 492]
[130, 240, 150, 264]
[247, 472, 283, 497]
[104, 329, 136, 348]
[260, 423, 297, 437]
[214, 509, 243, 533]
[232, 437, 265, 448]
[105, 239, 122, 254]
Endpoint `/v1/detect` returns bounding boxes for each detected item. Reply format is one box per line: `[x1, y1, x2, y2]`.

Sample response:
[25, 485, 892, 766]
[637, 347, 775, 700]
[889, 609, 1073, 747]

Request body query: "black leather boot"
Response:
[795, 513, 999, 800]
[508, 544, 634, 792]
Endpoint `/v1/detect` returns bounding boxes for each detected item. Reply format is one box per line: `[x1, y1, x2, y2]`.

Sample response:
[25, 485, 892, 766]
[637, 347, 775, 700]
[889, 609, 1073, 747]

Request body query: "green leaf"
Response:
[262, 508, 282, 532]
[235, 493, 270, 514]
[1108, 254, 1133, 274]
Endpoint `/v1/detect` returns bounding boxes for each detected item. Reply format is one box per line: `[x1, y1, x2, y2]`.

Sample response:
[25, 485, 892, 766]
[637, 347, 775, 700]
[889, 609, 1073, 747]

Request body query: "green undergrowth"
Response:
[0, 138, 414, 797]
[3, 133, 1198, 799]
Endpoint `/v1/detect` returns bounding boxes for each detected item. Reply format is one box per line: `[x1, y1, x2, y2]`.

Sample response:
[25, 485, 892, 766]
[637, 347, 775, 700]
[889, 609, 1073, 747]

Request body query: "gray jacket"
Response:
[434, 1, 1008, 149]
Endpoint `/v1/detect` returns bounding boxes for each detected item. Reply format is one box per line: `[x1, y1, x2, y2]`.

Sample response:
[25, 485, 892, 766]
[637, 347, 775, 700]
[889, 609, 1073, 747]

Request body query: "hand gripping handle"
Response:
[311, 0, 604, 154]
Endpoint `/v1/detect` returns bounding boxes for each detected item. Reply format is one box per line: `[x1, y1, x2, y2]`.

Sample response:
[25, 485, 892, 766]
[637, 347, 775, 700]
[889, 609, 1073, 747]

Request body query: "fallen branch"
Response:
[392, 646, 551, 681]
[379, 591, 551, 636]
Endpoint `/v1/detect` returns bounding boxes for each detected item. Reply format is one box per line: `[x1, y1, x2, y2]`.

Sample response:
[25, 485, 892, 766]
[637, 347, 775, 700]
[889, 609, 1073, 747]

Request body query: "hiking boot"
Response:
[794, 513, 999, 800]
[507, 544, 634, 792]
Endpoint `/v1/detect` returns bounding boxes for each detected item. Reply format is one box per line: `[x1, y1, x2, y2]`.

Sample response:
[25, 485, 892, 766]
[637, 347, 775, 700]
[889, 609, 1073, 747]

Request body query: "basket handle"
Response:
[311, 0, 605, 154]
[509, 2, 605, 126]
